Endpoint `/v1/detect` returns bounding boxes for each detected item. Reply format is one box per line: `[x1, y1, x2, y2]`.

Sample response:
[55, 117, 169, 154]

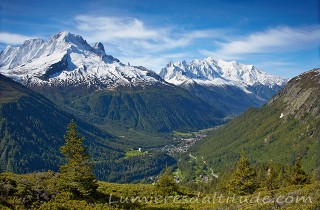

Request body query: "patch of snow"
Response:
[280, 113, 285, 118]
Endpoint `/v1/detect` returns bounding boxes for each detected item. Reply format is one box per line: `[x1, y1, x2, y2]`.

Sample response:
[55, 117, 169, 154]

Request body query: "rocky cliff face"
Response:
[268, 68, 320, 120]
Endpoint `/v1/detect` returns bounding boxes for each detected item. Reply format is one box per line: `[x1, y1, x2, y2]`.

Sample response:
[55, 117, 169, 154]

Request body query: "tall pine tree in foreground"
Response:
[290, 157, 308, 185]
[58, 120, 98, 198]
[311, 167, 320, 183]
[155, 165, 178, 196]
[263, 167, 276, 190]
[227, 150, 256, 195]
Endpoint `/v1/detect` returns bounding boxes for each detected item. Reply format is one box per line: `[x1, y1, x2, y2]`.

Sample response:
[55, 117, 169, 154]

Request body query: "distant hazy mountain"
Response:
[187, 68, 320, 174]
[160, 57, 287, 114]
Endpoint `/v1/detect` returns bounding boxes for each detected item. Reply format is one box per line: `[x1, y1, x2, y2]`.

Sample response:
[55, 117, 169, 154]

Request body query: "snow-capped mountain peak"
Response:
[93, 42, 106, 55]
[160, 57, 287, 89]
[160, 57, 287, 114]
[49, 31, 87, 46]
[0, 32, 164, 88]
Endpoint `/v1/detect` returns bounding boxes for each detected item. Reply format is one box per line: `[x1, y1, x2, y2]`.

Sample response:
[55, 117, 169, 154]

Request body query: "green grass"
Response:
[173, 131, 195, 138]
[125, 150, 145, 158]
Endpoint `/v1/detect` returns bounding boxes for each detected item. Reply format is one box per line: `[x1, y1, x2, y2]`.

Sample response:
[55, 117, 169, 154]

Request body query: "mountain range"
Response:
[0, 31, 295, 183]
[160, 58, 287, 114]
[0, 32, 227, 135]
[0, 32, 286, 119]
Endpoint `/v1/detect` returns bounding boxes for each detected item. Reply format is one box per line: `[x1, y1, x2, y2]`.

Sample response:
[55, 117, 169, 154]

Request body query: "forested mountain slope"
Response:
[186, 68, 320, 175]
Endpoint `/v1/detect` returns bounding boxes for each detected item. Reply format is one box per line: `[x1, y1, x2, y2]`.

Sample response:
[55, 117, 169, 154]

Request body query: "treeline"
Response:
[179, 151, 319, 195]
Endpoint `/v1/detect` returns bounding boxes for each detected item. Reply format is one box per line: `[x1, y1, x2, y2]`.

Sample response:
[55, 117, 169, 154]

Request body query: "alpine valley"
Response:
[0, 73, 178, 182]
[1, 30, 320, 209]
[1, 31, 316, 186]
[179, 68, 320, 184]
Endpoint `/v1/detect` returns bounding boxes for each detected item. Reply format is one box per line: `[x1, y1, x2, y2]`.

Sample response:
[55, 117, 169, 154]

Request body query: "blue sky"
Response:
[0, 0, 319, 78]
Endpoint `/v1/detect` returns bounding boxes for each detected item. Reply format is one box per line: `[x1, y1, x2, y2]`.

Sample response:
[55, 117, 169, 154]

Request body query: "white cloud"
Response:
[72, 15, 224, 70]
[74, 16, 161, 40]
[0, 32, 35, 45]
[73, 15, 225, 51]
[259, 61, 294, 67]
[199, 49, 241, 61]
[200, 25, 320, 60]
